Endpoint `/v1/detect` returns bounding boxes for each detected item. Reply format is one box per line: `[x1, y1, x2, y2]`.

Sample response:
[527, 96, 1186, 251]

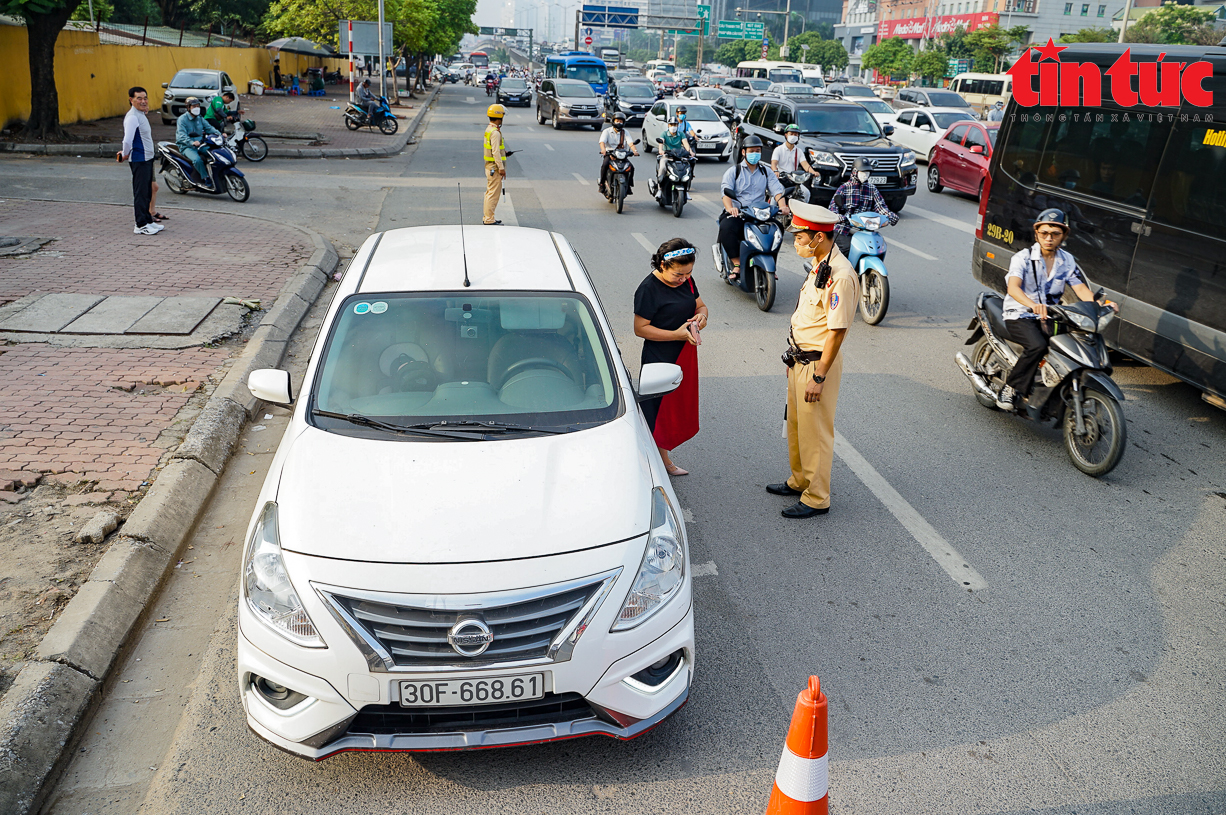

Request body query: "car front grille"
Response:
[837, 153, 902, 173]
[348, 693, 596, 735]
[319, 571, 618, 669]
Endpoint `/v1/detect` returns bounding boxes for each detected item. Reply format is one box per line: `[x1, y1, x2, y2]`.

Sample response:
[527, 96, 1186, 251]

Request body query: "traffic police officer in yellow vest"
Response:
[483, 104, 507, 225]
[767, 200, 861, 519]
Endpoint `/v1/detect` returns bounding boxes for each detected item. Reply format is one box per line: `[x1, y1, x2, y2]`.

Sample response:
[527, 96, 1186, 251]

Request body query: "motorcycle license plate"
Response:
[869, 175, 888, 185]
[399, 673, 545, 707]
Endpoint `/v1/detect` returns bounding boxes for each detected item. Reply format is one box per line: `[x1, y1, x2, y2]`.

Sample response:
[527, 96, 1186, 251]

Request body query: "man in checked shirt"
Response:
[827, 157, 899, 256]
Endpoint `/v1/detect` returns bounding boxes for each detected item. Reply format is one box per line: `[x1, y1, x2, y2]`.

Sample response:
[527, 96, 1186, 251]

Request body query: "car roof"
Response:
[668, 99, 714, 106]
[553, 78, 588, 85]
[359, 227, 575, 293]
[909, 106, 976, 115]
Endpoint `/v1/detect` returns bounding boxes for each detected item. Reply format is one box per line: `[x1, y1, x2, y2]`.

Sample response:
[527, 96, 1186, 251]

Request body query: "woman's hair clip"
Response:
[662, 247, 695, 261]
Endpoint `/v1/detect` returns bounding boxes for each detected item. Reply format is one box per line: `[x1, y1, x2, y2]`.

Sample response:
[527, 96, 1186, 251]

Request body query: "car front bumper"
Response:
[237, 543, 696, 760]
[810, 168, 919, 199]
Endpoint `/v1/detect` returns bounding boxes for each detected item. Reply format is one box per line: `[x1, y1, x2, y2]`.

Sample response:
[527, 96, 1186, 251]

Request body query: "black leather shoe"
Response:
[782, 501, 830, 519]
[766, 482, 802, 496]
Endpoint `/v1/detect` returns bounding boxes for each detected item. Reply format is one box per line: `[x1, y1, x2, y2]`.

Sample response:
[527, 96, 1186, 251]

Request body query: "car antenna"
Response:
[457, 183, 471, 288]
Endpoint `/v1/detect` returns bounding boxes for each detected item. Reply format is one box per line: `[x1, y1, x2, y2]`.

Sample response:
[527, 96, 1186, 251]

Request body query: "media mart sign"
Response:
[877, 12, 996, 39]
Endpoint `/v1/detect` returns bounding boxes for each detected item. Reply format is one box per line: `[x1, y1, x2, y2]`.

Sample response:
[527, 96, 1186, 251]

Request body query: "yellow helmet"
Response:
[487, 103, 506, 119]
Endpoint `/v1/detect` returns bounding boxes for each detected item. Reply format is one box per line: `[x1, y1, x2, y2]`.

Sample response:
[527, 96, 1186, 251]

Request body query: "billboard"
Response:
[338, 21, 395, 56]
[876, 12, 997, 39]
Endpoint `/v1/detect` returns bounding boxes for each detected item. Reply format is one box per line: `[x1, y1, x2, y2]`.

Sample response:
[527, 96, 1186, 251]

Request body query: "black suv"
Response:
[605, 79, 658, 124]
[735, 97, 918, 211]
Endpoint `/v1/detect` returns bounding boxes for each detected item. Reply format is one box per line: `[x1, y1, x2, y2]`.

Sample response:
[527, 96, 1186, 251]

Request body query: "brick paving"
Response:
[0, 200, 309, 305]
[0, 344, 229, 493]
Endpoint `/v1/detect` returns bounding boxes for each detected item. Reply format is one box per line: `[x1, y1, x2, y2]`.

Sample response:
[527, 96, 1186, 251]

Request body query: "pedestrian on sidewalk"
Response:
[634, 238, 707, 476]
[273, 59, 283, 89]
[116, 86, 163, 235]
[483, 104, 507, 225]
[768, 201, 859, 518]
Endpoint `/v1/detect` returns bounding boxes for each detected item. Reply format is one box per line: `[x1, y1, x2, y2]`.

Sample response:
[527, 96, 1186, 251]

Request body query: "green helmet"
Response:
[785, 123, 800, 133]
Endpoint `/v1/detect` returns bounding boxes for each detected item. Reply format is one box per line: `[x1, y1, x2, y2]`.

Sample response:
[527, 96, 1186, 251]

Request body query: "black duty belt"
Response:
[782, 329, 822, 368]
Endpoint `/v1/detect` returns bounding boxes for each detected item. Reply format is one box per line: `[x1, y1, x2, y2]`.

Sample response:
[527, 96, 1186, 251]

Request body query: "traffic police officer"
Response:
[768, 200, 860, 519]
[483, 104, 507, 225]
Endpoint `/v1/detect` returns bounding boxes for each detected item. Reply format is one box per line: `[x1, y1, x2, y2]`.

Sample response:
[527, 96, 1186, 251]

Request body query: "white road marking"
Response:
[499, 189, 519, 227]
[632, 232, 654, 252]
[464, 96, 476, 104]
[884, 237, 939, 261]
[572, 172, 589, 186]
[834, 431, 988, 591]
[907, 205, 975, 235]
[691, 561, 719, 577]
[544, 143, 555, 151]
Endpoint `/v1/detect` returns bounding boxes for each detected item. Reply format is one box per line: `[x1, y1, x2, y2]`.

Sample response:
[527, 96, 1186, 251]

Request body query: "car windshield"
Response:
[926, 91, 969, 107]
[500, 79, 527, 90]
[557, 83, 597, 98]
[734, 95, 754, 110]
[840, 85, 877, 98]
[619, 84, 655, 99]
[694, 88, 722, 99]
[769, 71, 802, 83]
[171, 71, 220, 90]
[933, 111, 975, 129]
[312, 294, 619, 432]
[671, 105, 719, 121]
[778, 85, 815, 95]
[805, 76, 826, 88]
[857, 99, 893, 114]
[796, 107, 880, 136]
[566, 64, 608, 84]
[748, 78, 772, 90]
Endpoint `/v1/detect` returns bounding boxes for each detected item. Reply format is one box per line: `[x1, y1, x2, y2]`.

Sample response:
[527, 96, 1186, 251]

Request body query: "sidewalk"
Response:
[0, 198, 337, 814]
[0, 83, 440, 159]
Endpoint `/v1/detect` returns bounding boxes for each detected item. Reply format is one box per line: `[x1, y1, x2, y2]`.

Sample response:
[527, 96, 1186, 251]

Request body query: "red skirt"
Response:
[652, 340, 699, 450]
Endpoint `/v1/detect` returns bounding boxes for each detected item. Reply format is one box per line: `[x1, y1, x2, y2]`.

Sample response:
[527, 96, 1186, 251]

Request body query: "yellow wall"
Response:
[0, 25, 347, 127]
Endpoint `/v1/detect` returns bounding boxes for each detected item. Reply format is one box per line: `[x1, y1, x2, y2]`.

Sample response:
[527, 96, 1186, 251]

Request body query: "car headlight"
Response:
[612, 488, 685, 631]
[243, 502, 325, 647]
[900, 150, 916, 166]
[808, 149, 839, 167]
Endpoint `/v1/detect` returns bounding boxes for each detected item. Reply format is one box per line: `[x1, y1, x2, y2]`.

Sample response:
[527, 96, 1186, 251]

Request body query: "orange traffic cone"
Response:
[765, 675, 829, 815]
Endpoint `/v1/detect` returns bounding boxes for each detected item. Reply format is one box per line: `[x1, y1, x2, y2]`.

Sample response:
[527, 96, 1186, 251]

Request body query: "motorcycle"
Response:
[844, 211, 891, 326]
[222, 113, 267, 162]
[486, 79, 498, 97]
[711, 202, 782, 311]
[648, 142, 695, 218]
[955, 290, 1126, 477]
[778, 170, 812, 205]
[604, 139, 640, 214]
[156, 135, 249, 202]
[344, 96, 398, 135]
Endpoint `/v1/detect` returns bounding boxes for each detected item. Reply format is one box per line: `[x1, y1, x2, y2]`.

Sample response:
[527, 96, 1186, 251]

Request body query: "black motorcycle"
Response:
[649, 143, 696, 218]
[956, 290, 1126, 476]
[604, 139, 640, 214]
[711, 202, 782, 312]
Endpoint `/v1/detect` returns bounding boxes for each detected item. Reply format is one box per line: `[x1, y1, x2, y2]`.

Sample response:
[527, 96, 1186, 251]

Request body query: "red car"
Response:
[926, 121, 999, 198]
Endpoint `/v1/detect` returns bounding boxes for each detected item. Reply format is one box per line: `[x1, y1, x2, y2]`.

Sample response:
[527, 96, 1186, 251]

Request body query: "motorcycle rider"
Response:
[204, 90, 235, 131]
[719, 135, 790, 282]
[997, 208, 1118, 411]
[771, 123, 815, 179]
[675, 105, 698, 150]
[656, 116, 696, 180]
[175, 97, 220, 189]
[356, 79, 379, 122]
[827, 156, 898, 256]
[598, 111, 638, 196]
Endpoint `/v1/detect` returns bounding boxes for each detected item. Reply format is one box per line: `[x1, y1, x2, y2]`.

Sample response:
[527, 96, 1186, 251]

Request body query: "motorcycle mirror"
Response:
[656, 137, 664, 143]
[633, 139, 640, 145]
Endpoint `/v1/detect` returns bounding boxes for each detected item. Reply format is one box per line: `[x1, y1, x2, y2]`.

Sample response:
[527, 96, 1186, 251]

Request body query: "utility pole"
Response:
[1118, 0, 1133, 42]
[377, 0, 387, 100]
[781, 0, 792, 57]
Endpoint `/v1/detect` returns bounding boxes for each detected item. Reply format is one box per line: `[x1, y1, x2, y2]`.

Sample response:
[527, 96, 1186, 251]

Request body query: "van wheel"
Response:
[927, 165, 943, 193]
[536, 106, 545, 125]
[552, 110, 561, 129]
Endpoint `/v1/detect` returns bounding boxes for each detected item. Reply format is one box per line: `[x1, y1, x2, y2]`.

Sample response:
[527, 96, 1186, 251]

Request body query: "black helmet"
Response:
[742, 134, 764, 150]
[852, 157, 873, 172]
[612, 111, 626, 122]
[1034, 208, 1069, 232]
[677, 105, 688, 113]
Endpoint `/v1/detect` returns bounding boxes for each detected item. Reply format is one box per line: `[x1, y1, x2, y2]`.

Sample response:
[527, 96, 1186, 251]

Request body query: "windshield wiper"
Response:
[312, 410, 483, 440]
[405, 419, 574, 435]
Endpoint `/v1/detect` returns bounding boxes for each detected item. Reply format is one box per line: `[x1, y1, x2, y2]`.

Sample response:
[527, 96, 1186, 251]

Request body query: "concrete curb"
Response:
[0, 225, 339, 815]
[0, 84, 440, 161]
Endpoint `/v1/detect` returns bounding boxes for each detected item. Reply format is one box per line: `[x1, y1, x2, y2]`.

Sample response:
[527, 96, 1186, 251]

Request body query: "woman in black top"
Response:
[633, 238, 708, 476]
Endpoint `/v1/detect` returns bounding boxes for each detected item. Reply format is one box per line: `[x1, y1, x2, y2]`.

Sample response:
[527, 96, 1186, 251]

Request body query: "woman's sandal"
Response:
[153, 212, 168, 222]
[665, 464, 689, 476]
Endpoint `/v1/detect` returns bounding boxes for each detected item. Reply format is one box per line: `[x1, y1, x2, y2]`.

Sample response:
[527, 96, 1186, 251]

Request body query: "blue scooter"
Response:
[156, 134, 249, 202]
[845, 211, 890, 325]
[711, 202, 783, 312]
[344, 96, 398, 134]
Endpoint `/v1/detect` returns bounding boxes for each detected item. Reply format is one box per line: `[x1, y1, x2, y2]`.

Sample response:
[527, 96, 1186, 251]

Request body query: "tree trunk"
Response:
[22, 3, 82, 141]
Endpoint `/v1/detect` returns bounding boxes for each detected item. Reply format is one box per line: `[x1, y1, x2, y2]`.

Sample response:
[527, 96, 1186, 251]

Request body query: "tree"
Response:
[811, 38, 848, 70]
[1125, 2, 1219, 44]
[862, 36, 912, 79]
[713, 37, 763, 67]
[813, 22, 833, 40]
[912, 48, 948, 83]
[963, 24, 1024, 72]
[70, 0, 112, 19]
[1060, 26, 1114, 42]
[2, 0, 86, 140]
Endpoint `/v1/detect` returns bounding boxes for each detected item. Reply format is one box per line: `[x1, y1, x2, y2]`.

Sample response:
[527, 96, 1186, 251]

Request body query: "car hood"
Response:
[807, 134, 897, 150]
[275, 417, 653, 564]
[689, 123, 729, 136]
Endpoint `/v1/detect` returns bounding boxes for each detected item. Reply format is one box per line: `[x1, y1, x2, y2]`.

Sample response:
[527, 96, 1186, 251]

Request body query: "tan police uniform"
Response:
[483, 119, 505, 224]
[785, 204, 860, 510]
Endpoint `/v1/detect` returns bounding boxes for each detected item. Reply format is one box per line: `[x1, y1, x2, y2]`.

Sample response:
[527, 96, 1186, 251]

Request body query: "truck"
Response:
[598, 45, 622, 68]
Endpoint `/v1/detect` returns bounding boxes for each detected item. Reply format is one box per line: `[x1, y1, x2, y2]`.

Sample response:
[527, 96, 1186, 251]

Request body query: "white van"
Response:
[644, 59, 676, 82]
[949, 73, 1013, 117]
[735, 60, 803, 84]
[800, 67, 826, 90]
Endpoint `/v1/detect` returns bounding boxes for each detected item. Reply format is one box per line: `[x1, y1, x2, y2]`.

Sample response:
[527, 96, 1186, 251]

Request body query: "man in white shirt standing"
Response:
[116, 86, 162, 235]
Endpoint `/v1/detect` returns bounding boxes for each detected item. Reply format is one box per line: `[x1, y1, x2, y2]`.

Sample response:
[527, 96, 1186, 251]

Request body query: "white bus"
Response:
[949, 72, 1013, 116]
[735, 60, 803, 83]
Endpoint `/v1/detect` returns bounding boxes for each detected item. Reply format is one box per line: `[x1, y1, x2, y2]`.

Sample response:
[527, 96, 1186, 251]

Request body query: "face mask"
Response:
[668, 126, 678, 135]
[786, 134, 799, 144]
[746, 152, 761, 166]
[190, 107, 201, 116]
[613, 122, 624, 130]
[856, 171, 870, 183]
[678, 113, 686, 120]
[794, 233, 818, 259]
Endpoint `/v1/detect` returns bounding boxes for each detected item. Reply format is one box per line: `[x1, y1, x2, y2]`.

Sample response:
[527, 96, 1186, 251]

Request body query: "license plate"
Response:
[399, 673, 545, 707]
[869, 175, 888, 185]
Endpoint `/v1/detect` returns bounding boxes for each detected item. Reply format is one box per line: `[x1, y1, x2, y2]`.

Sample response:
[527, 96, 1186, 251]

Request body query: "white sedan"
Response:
[641, 99, 733, 161]
[889, 106, 978, 162]
[852, 97, 900, 129]
[239, 225, 695, 759]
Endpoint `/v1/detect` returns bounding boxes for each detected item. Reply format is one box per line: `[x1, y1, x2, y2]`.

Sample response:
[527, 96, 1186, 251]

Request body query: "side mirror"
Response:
[921, 123, 933, 132]
[633, 138, 641, 145]
[637, 363, 683, 401]
[774, 124, 785, 133]
[883, 124, 895, 136]
[161, 82, 169, 88]
[970, 144, 985, 154]
[248, 369, 293, 406]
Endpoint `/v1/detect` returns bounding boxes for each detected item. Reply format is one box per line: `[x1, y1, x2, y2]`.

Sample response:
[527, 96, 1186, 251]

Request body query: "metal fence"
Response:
[64, 19, 258, 47]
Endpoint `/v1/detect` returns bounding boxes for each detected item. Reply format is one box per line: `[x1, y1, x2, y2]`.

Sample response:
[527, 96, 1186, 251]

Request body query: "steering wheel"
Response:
[497, 357, 575, 389]
[391, 354, 439, 392]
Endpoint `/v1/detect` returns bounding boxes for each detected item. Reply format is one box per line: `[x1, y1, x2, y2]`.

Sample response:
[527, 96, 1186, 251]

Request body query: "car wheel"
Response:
[642, 130, 652, 153]
[536, 106, 545, 125]
[552, 110, 560, 130]
[977, 179, 985, 199]
[927, 164, 943, 193]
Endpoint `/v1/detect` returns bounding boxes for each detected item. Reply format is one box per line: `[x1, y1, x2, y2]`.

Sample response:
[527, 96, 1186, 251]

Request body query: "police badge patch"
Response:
[831, 292, 839, 309]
